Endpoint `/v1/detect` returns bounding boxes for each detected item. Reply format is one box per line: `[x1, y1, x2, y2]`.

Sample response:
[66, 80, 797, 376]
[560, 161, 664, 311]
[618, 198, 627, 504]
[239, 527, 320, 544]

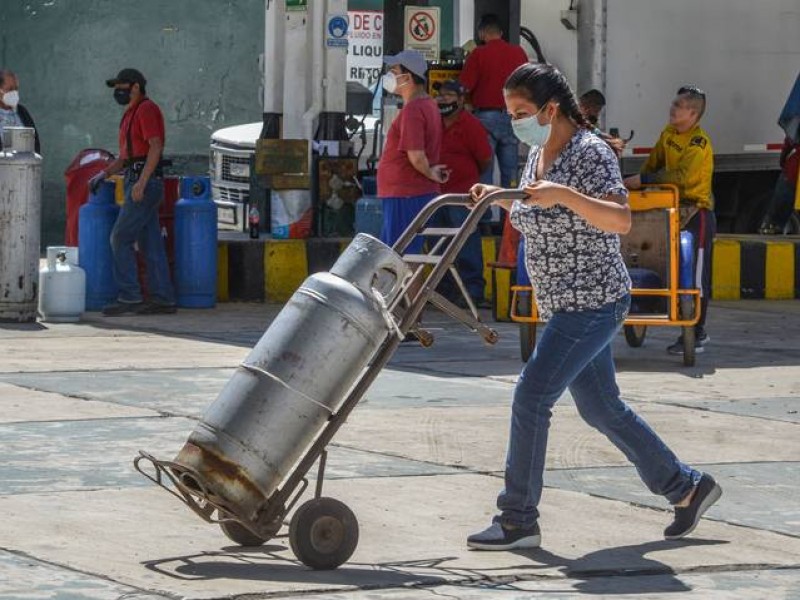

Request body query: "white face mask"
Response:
[382, 71, 409, 95]
[382, 72, 398, 94]
[512, 106, 551, 147]
[2, 90, 19, 109]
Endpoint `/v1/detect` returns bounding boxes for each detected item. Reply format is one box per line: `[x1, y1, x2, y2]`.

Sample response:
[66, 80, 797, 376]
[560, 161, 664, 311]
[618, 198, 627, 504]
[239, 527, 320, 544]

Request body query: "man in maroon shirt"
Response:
[459, 14, 528, 188]
[89, 68, 176, 316]
[436, 80, 493, 306]
[378, 50, 448, 253]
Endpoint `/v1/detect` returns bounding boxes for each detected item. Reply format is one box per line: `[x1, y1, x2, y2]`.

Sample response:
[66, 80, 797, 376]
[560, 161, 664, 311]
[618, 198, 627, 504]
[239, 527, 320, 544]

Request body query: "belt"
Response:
[124, 157, 172, 179]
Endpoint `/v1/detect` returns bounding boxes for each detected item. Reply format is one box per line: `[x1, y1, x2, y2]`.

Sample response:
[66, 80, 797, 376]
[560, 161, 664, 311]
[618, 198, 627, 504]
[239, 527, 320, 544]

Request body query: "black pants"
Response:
[683, 208, 716, 334]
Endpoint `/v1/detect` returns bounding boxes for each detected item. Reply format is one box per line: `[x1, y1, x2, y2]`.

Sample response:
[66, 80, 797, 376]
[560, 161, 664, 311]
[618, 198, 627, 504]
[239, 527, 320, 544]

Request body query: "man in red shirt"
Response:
[378, 50, 448, 252]
[760, 136, 799, 234]
[89, 68, 175, 315]
[436, 80, 493, 306]
[459, 14, 528, 188]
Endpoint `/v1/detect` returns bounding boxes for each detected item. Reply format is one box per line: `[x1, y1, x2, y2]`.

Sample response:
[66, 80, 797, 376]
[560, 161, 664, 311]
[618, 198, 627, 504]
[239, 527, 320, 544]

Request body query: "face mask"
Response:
[114, 88, 131, 106]
[382, 72, 399, 94]
[2, 90, 19, 109]
[438, 101, 459, 117]
[512, 106, 551, 147]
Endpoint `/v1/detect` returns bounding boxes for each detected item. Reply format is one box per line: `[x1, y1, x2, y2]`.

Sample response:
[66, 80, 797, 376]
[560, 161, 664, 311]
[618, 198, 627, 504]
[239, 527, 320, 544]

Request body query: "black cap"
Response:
[105, 68, 146, 88]
[436, 79, 465, 95]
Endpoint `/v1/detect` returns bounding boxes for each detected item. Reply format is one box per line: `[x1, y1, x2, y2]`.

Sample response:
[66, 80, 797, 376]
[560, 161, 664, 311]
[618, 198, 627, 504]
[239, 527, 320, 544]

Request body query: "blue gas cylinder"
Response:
[174, 176, 217, 308]
[355, 176, 383, 238]
[678, 231, 695, 289]
[79, 181, 119, 310]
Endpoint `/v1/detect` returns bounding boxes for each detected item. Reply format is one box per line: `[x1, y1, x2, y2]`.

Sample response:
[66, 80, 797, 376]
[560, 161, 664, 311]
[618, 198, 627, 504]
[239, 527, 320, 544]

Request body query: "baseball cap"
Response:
[436, 80, 464, 95]
[384, 50, 428, 79]
[105, 68, 147, 88]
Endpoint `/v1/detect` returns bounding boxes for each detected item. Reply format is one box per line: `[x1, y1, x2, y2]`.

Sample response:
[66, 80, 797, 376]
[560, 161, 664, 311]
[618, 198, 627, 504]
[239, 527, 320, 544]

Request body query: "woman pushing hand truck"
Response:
[466, 63, 721, 551]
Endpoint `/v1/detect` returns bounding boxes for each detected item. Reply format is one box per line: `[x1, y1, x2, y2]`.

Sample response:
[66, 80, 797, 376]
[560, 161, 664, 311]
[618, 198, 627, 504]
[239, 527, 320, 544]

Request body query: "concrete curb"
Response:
[215, 236, 800, 308]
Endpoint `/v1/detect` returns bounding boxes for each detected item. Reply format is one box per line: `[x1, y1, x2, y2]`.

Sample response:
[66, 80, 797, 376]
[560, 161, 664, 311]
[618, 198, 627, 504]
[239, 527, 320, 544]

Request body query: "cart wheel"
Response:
[679, 297, 696, 367]
[220, 520, 268, 546]
[289, 497, 359, 570]
[682, 326, 696, 367]
[624, 325, 647, 348]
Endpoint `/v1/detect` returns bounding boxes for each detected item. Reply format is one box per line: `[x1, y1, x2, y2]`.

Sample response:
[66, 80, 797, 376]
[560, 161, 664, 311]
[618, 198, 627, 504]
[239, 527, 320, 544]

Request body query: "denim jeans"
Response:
[763, 173, 797, 231]
[475, 110, 520, 188]
[110, 175, 175, 305]
[497, 294, 700, 527]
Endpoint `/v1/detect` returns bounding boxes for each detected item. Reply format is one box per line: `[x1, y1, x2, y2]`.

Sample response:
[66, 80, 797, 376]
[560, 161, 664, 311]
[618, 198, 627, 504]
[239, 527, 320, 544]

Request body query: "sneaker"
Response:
[467, 520, 541, 551]
[102, 301, 144, 316]
[667, 332, 710, 355]
[759, 223, 782, 235]
[136, 302, 177, 315]
[664, 473, 722, 540]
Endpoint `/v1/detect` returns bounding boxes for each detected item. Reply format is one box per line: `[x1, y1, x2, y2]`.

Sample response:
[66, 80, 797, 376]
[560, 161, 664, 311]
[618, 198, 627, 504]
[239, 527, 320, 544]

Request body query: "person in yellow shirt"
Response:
[624, 86, 714, 355]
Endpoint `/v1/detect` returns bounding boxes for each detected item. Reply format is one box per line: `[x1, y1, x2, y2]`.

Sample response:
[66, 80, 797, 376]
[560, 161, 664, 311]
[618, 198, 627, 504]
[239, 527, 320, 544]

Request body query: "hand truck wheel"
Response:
[679, 297, 696, 367]
[624, 325, 647, 348]
[219, 520, 268, 546]
[289, 497, 359, 570]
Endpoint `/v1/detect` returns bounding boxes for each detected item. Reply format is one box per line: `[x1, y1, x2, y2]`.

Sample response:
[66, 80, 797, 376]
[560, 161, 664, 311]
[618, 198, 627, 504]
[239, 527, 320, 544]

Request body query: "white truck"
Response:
[211, 0, 800, 233]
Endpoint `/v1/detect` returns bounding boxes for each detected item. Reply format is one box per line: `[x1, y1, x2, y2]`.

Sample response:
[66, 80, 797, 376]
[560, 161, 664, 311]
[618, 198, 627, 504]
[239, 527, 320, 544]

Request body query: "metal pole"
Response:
[262, 0, 285, 139]
[577, 0, 607, 125]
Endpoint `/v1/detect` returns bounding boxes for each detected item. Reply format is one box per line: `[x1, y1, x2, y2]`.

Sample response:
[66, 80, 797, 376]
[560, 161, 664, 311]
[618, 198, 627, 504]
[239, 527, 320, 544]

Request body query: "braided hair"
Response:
[504, 63, 587, 128]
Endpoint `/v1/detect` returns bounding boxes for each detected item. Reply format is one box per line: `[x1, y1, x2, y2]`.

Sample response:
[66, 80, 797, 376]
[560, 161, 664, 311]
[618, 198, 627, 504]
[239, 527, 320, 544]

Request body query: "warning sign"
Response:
[404, 6, 440, 61]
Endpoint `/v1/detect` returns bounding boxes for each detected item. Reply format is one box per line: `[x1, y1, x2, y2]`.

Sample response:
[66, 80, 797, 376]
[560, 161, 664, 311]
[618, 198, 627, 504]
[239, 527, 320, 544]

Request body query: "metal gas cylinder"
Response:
[38, 247, 86, 323]
[79, 181, 119, 310]
[0, 127, 42, 322]
[174, 234, 409, 520]
[175, 176, 217, 308]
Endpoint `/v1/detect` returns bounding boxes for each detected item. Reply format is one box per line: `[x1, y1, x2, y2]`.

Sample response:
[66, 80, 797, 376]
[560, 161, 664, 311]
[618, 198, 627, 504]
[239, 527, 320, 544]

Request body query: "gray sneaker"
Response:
[667, 332, 710, 355]
[467, 521, 541, 551]
[664, 473, 722, 540]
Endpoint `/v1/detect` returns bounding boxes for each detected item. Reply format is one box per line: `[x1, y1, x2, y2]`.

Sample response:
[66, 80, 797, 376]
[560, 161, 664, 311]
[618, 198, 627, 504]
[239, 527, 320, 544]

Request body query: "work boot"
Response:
[136, 302, 177, 315]
[102, 301, 144, 316]
[664, 473, 722, 539]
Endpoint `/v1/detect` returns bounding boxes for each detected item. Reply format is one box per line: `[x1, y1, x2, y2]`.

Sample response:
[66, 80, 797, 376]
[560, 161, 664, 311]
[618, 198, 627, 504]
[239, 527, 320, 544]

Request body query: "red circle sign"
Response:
[409, 11, 436, 42]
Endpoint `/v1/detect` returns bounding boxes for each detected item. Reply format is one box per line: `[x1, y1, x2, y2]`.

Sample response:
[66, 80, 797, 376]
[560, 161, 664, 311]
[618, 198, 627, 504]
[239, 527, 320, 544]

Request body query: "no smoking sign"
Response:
[403, 6, 440, 61]
[409, 10, 436, 41]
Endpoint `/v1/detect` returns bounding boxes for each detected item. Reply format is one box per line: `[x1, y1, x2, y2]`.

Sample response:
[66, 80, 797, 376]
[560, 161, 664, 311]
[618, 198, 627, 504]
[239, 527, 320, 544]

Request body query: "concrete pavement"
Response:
[0, 300, 799, 599]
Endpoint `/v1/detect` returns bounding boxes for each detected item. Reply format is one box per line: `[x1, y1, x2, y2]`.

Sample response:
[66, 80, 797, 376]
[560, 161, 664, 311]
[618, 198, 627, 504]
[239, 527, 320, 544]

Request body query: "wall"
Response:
[520, 1, 577, 84]
[0, 0, 264, 249]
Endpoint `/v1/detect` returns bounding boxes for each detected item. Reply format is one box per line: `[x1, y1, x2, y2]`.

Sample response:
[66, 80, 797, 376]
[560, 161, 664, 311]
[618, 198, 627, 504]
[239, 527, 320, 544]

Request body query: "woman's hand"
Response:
[523, 180, 569, 209]
[467, 183, 501, 208]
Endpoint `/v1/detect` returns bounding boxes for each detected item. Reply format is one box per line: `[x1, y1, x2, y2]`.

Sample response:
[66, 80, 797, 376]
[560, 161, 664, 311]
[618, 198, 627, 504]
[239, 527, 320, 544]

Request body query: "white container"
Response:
[38, 247, 86, 323]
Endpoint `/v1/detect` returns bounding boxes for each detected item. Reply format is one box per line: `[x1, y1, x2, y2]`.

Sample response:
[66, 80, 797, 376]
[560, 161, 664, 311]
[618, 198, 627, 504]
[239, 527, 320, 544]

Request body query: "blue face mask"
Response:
[511, 106, 551, 147]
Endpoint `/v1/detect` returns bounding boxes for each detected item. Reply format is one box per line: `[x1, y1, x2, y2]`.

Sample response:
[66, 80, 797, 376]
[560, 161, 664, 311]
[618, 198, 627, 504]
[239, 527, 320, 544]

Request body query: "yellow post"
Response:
[712, 239, 741, 300]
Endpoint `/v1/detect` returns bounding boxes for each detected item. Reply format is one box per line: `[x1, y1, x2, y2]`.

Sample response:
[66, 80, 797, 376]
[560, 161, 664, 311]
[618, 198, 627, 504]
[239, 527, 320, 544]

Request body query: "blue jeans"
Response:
[763, 173, 797, 231]
[475, 110, 519, 188]
[110, 176, 175, 305]
[380, 193, 437, 254]
[497, 294, 700, 527]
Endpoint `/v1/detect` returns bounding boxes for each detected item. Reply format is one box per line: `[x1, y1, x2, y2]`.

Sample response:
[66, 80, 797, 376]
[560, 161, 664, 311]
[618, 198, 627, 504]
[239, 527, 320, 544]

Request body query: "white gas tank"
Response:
[38, 247, 86, 323]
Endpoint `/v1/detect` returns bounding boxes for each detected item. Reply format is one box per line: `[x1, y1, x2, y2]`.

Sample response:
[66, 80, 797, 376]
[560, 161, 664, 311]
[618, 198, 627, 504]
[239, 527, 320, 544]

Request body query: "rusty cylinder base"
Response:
[173, 441, 269, 521]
